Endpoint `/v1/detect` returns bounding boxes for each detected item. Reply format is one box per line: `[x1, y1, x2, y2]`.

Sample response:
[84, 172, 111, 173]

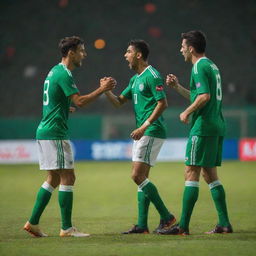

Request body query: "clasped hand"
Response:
[100, 77, 116, 91]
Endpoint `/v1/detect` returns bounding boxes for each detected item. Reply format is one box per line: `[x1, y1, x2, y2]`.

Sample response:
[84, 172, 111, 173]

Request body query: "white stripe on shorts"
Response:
[56, 140, 64, 169]
[190, 136, 198, 165]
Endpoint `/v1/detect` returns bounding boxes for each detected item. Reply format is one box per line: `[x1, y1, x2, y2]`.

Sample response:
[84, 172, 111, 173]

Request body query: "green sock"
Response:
[140, 179, 172, 221]
[29, 182, 54, 225]
[58, 185, 73, 230]
[179, 181, 199, 230]
[210, 181, 230, 227]
[137, 188, 150, 229]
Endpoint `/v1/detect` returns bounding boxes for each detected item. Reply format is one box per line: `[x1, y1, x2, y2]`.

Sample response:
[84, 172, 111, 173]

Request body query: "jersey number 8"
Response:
[216, 74, 222, 101]
[43, 80, 50, 106]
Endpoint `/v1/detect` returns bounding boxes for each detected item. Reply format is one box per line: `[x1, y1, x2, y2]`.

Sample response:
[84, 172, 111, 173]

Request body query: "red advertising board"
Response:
[0, 140, 38, 163]
[239, 138, 256, 161]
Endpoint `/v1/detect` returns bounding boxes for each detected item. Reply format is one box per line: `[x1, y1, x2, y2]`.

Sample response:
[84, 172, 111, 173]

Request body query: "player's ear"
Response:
[136, 52, 142, 59]
[189, 46, 193, 53]
[68, 49, 75, 57]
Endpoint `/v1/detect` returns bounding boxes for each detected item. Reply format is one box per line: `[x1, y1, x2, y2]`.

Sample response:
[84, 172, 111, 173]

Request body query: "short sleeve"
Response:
[59, 71, 79, 97]
[121, 77, 135, 99]
[193, 64, 210, 94]
[147, 76, 166, 101]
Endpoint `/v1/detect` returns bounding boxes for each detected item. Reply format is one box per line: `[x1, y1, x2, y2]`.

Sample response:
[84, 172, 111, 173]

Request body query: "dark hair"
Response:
[181, 30, 206, 53]
[128, 39, 150, 60]
[59, 36, 84, 57]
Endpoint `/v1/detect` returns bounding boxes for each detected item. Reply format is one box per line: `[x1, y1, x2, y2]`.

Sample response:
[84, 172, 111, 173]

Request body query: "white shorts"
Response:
[37, 140, 74, 170]
[132, 136, 164, 166]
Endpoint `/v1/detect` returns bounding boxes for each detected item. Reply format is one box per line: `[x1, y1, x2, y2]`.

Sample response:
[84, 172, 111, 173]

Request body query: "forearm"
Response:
[174, 84, 190, 100]
[130, 99, 167, 140]
[184, 94, 210, 115]
[105, 91, 123, 108]
[140, 99, 167, 130]
[74, 87, 104, 107]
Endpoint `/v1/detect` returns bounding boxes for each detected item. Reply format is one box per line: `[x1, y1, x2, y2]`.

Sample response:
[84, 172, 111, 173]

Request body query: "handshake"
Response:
[100, 77, 116, 92]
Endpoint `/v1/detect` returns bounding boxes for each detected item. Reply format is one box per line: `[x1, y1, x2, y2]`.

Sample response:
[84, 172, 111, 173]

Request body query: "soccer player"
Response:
[159, 30, 232, 235]
[23, 36, 116, 237]
[103, 40, 176, 234]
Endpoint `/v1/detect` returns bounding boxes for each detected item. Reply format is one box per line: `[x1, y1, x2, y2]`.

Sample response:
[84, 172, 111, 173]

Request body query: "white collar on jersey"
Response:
[137, 65, 151, 77]
[194, 57, 208, 66]
[59, 62, 67, 68]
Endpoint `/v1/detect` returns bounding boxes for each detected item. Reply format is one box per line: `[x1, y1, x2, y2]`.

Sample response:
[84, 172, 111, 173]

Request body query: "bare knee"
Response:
[131, 162, 150, 185]
[69, 172, 76, 184]
[185, 166, 201, 181]
[202, 170, 212, 184]
[131, 172, 136, 182]
[201, 171, 208, 181]
[67, 172, 76, 185]
[47, 171, 60, 188]
[60, 170, 76, 185]
[202, 167, 218, 184]
[131, 164, 149, 185]
[131, 172, 144, 185]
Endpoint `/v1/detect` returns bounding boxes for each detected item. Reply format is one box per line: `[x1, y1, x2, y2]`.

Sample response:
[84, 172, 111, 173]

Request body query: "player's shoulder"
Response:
[145, 65, 163, 80]
[193, 57, 214, 74]
[129, 74, 137, 83]
[52, 63, 73, 79]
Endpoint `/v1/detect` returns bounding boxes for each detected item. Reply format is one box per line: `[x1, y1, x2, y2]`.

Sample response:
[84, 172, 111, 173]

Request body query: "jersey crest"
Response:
[139, 83, 144, 91]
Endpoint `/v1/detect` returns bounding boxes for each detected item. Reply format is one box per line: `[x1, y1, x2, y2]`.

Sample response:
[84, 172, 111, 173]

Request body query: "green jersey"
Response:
[121, 65, 166, 139]
[36, 63, 79, 140]
[189, 57, 226, 136]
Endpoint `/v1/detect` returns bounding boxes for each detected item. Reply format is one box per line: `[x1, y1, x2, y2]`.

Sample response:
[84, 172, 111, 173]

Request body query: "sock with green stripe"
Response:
[58, 185, 73, 230]
[209, 180, 230, 227]
[139, 179, 173, 221]
[137, 187, 150, 229]
[29, 182, 54, 225]
[179, 181, 199, 231]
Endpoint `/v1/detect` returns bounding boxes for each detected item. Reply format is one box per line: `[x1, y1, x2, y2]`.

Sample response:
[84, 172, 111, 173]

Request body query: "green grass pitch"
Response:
[0, 161, 256, 256]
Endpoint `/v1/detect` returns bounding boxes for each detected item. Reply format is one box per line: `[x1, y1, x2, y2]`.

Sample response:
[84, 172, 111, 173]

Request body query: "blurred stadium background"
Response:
[0, 0, 256, 162]
[1, 3, 256, 254]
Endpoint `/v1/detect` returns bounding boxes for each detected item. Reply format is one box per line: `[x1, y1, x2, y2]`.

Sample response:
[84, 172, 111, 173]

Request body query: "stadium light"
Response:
[94, 39, 106, 50]
[144, 3, 157, 13]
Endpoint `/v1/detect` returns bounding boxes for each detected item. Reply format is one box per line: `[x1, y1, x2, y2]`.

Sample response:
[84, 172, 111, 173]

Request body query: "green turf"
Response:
[0, 161, 256, 256]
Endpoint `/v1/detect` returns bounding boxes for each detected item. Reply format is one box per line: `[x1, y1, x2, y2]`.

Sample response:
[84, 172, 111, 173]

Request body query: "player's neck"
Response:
[191, 53, 206, 64]
[61, 58, 75, 71]
[136, 61, 149, 74]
